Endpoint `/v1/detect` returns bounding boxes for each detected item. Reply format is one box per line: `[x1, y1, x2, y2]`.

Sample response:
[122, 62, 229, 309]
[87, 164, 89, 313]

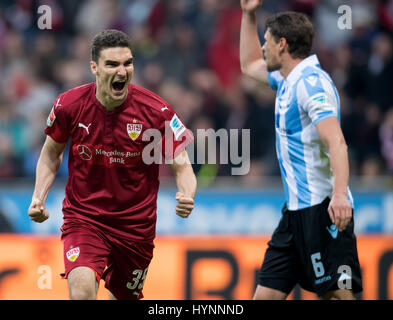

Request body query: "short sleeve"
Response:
[44, 96, 70, 143]
[300, 76, 339, 125]
[267, 71, 283, 91]
[160, 105, 193, 161]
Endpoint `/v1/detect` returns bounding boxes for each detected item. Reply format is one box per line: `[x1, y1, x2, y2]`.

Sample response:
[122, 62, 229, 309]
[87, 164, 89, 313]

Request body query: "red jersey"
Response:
[45, 83, 193, 241]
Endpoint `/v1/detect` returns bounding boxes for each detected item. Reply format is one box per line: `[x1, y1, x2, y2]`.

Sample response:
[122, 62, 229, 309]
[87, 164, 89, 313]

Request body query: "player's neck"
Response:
[280, 57, 303, 79]
[95, 89, 128, 112]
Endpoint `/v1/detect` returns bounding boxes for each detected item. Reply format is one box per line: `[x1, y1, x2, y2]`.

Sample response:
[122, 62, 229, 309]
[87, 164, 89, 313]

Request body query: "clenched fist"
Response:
[28, 198, 49, 223]
[175, 192, 194, 219]
[240, 0, 263, 12]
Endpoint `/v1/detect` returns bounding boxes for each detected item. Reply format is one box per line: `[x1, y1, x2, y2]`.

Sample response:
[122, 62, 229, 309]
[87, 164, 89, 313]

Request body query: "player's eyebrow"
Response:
[124, 57, 133, 64]
[105, 60, 117, 64]
[105, 58, 133, 65]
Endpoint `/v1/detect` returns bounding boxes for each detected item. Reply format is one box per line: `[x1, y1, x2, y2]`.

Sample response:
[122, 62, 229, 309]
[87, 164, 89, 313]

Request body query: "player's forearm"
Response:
[174, 164, 197, 199]
[240, 11, 263, 73]
[328, 138, 349, 196]
[32, 147, 63, 203]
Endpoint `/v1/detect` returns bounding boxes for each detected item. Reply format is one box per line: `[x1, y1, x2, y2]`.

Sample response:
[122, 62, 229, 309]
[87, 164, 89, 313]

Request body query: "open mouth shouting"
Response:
[112, 79, 127, 95]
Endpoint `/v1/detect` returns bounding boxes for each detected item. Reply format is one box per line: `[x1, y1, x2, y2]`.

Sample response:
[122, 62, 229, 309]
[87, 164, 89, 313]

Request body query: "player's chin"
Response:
[111, 88, 127, 99]
[266, 62, 281, 72]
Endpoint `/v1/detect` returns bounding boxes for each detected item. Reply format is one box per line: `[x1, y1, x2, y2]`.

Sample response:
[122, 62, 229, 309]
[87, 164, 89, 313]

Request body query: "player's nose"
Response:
[117, 65, 127, 77]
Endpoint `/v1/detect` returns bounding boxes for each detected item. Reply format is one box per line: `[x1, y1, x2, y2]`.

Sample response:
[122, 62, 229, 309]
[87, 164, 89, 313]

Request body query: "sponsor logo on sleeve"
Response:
[311, 92, 327, 104]
[170, 114, 186, 140]
[309, 92, 336, 114]
[46, 98, 62, 127]
[46, 107, 56, 127]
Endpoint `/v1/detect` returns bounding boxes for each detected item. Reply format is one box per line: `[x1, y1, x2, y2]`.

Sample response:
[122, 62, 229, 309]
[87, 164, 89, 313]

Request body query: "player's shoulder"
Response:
[56, 83, 94, 109]
[130, 83, 171, 114]
[297, 66, 335, 98]
[300, 65, 321, 81]
[300, 65, 333, 87]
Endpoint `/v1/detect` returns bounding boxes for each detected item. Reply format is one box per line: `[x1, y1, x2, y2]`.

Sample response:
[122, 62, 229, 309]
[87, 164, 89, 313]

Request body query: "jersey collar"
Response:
[286, 54, 320, 84]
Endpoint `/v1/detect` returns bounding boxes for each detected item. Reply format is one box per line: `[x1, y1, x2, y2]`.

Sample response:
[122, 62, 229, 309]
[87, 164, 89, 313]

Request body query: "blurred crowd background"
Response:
[0, 0, 393, 187]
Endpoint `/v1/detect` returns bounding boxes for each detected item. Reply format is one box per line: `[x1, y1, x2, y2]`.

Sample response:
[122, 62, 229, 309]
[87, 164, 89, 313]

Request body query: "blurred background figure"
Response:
[380, 108, 393, 174]
[0, 0, 392, 184]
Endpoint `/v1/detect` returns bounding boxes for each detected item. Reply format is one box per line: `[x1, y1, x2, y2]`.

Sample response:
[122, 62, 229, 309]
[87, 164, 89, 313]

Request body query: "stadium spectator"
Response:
[380, 108, 393, 173]
[0, 0, 392, 181]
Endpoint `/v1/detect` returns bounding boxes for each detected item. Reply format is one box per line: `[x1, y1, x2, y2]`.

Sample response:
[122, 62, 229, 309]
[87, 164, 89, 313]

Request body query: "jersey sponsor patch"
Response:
[66, 247, 80, 262]
[311, 92, 327, 104]
[170, 114, 185, 140]
[309, 92, 335, 113]
[46, 107, 56, 127]
[127, 120, 143, 141]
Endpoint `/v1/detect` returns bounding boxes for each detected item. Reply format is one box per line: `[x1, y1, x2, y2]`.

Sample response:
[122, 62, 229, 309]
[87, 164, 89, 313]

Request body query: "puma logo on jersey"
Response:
[78, 123, 91, 134]
[161, 106, 169, 111]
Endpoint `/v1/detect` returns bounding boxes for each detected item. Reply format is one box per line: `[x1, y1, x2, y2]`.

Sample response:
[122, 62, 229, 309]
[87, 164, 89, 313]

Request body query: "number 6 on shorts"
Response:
[311, 252, 325, 278]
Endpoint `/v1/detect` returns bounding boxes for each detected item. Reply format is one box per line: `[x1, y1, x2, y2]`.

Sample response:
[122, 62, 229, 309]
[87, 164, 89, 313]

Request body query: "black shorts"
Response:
[258, 197, 363, 297]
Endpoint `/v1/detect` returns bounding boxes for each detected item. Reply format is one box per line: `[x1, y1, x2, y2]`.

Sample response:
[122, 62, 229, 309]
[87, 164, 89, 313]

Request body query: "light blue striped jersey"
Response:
[267, 54, 353, 210]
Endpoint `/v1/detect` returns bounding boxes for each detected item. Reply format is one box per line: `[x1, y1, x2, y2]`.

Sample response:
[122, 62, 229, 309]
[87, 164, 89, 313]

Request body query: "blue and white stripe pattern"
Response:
[268, 54, 353, 210]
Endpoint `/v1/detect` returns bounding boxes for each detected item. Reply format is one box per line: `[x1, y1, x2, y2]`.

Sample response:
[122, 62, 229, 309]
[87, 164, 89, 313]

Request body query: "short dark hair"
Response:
[265, 11, 314, 59]
[91, 29, 132, 62]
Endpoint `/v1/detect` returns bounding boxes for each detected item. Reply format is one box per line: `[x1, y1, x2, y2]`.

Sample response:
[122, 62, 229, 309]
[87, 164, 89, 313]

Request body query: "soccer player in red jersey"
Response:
[27, 29, 197, 300]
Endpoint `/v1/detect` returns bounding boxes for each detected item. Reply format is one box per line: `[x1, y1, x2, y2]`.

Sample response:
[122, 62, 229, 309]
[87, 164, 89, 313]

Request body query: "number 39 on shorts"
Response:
[126, 268, 148, 291]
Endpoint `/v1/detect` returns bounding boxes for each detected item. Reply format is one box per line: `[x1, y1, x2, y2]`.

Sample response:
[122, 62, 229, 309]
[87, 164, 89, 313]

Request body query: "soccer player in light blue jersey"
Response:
[240, 0, 362, 300]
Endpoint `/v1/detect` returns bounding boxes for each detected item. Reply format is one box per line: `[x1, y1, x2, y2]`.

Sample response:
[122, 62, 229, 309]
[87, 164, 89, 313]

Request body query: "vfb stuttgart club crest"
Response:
[66, 247, 80, 262]
[127, 120, 142, 141]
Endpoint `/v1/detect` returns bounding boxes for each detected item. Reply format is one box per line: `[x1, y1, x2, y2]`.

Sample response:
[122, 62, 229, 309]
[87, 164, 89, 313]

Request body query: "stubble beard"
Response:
[266, 60, 282, 72]
[96, 80, 128, 109]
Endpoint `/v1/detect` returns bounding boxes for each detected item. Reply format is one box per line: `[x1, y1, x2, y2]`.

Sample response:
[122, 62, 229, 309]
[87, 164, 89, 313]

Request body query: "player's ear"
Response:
[279, 37, 287, 54]
[90, 61, 98, 76]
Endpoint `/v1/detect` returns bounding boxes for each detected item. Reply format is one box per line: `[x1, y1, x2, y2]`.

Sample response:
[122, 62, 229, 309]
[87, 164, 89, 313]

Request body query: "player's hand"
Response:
[28, 198, 49, 223]
[175, 192, 194, 219]
[328, 193, 352, 232]
[240, 0, 263, 12]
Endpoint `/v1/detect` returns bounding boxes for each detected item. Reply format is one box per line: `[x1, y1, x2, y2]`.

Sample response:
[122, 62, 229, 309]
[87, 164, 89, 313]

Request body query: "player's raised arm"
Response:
[28, 136, 67, 223]
[169, 150, 197, 219]
[240, 0, 269, 85]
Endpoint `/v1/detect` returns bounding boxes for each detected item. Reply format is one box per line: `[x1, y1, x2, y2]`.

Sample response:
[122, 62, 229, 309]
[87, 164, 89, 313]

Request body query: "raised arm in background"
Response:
[240, 0, 269, 85]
